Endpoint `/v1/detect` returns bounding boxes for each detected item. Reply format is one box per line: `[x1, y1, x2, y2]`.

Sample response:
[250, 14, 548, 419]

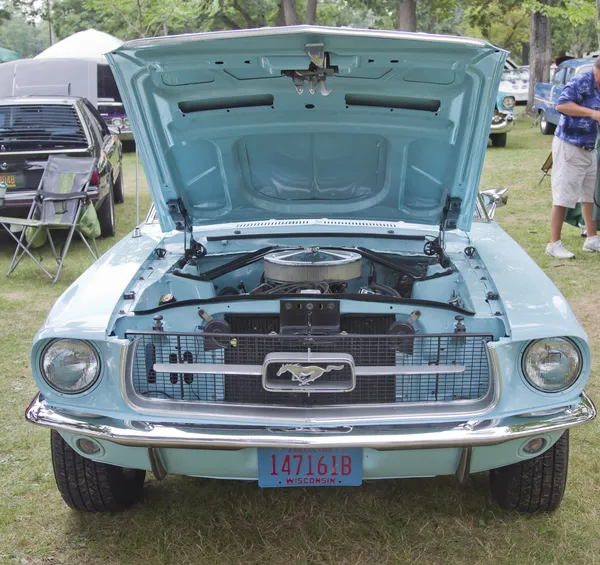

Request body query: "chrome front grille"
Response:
[126, 330, 493, 408]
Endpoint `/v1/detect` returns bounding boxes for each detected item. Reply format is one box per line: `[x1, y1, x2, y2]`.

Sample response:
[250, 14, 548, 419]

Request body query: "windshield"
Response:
[0, 104, 88, 151]
[501, 69, 528, 81]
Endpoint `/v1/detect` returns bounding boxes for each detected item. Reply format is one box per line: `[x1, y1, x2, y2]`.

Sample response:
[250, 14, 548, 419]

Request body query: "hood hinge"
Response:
[167, 198, 190, 231]
[424, 196, 462, 268]
[167, 198, 207, 264]
[441, 196, 462, 231]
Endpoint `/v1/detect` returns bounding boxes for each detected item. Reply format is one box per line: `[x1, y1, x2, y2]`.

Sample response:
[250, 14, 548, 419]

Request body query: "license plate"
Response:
[0, 172, 24, 189]
[258, 447, 362, 488]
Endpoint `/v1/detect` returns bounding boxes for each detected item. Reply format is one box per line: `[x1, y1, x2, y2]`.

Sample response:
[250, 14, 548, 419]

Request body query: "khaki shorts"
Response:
[551, 136, 597, 208]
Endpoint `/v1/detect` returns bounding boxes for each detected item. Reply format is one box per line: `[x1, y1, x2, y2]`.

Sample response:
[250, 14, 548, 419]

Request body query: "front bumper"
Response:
[26, 392, 595, 450]
[490, 112, 515, 135]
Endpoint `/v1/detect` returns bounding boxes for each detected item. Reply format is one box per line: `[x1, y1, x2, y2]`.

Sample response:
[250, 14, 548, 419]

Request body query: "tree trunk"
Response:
[306, 0, 318, 25]
[282, 0, 297, 25]
[527, 3, 552, 114]
[276, 1, 285, 26]
[597, 0, 600, 50]
[396, 0, 416, 32]
[48, 0, 54, 45]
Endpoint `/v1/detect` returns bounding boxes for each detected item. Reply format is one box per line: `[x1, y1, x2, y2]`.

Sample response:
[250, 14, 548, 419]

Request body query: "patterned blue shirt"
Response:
[555, 70, 600, 149]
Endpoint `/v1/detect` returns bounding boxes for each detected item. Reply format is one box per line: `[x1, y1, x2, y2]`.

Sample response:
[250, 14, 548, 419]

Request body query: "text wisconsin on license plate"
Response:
[257, 447, 362, 487]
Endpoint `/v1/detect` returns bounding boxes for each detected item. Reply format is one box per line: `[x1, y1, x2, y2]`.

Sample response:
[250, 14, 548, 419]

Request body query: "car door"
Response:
[82, 99, 121, 198]
[549, 67, 567, 124]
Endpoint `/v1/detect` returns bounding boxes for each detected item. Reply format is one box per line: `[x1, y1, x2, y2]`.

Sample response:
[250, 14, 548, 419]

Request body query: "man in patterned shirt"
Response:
[546, 58, 600, 258]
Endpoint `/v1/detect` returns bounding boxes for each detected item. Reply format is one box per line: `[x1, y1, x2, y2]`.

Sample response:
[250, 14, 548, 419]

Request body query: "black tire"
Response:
[113, 168, 124, 204]
[97, 183, 116, 238]
[489, 431, 569, 513]
[490, 133, 507, 148]
[51, 430, 146, 512]
[540, 111, 556, 135]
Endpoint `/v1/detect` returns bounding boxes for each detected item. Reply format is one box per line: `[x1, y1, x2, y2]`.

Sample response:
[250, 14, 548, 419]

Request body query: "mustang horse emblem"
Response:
[277, 364, 345, 386]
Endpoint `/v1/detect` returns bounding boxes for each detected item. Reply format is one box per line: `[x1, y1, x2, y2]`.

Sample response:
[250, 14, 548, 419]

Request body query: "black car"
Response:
[0, 95, 123, 237]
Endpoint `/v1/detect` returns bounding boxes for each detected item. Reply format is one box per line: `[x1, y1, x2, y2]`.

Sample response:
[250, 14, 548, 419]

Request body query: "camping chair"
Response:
[0, 155, 98, 283]
[539, 151, 552, 185]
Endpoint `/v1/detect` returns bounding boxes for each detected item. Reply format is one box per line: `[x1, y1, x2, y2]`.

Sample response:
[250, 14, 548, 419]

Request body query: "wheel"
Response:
[97, 183, 116, 237]
[489, 431, 569, 513]
[490, 133, 507, 148]
[113, 168, 124, 204]
[51, 430, 146, 512]
[540, 111, 556, 135]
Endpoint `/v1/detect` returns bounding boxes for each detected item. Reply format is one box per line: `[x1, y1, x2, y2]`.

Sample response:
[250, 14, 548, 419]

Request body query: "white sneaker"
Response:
[546, 240, 575, 258]
[583, 235, 600, 252]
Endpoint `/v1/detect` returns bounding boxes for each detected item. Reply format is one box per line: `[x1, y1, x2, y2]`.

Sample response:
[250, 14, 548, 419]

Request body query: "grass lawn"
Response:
[0, 119, 599, 565]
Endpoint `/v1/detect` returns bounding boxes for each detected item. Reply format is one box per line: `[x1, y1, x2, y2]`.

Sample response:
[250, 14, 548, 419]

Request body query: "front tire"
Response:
[540, 111, 556, 135]
[97, 183, 116, 237]
[489, 431, 569, 513]
[490, 133, 507, 148]
[51, 430, 146, 512]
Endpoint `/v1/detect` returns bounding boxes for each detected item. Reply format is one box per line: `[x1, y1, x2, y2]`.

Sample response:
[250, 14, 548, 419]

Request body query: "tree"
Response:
[397, 0, 416, 31]
[464, 1, 529, 62]
[83, 0, 204, 39]
[0, 9, 48, 57]
[306, 0, 318, 23]
[596, 0, 600, 49]
[527, 0, 552, 113]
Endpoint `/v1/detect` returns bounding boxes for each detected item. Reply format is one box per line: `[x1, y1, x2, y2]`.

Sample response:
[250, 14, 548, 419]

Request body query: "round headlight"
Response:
[502, 95, 516, 110]
[112, 117, 123, 128]
[41, 339, 100, 394]
[522, 338, 582, 392]
[123, 118, 130, 129]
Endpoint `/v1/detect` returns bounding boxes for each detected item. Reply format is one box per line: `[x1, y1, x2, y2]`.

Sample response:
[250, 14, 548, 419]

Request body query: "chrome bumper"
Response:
[490, 112, 515, 134]
[25, 392, 595, 450]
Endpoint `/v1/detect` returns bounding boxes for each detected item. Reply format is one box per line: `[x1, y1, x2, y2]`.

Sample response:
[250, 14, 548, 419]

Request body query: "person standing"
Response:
[546, 58, 600, 258]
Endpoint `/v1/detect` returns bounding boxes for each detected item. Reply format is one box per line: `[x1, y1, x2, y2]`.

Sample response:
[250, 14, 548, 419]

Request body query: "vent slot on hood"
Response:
[345, 94, 440, 113]
[179, 94, 274, 114]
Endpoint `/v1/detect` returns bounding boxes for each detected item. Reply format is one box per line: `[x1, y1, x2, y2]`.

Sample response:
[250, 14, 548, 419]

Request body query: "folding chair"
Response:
[539, 151, 553, 185]
[0, 155, 98, 283]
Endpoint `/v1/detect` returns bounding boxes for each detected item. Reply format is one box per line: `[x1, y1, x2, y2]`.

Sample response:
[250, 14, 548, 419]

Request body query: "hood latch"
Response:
[282, 43, 337, 96]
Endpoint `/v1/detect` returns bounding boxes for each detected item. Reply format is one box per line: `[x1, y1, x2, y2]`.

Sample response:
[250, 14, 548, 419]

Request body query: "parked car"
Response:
[533, 58, 593, 134]
[489, 90, 516, 147]
[0, 95, 123, 236]
[25, 27, 595, 513]
[499, 67, 529, 104]
[0, 58, 134, 143]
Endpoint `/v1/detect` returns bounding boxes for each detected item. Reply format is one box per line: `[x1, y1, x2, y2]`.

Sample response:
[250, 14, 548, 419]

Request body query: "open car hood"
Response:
[107, 26, 506, 233]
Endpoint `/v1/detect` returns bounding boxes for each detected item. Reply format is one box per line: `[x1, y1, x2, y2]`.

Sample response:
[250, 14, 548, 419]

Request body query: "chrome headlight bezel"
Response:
[111, 117, 123, 128]
[501, 95, 516, 110]
[40, 339, 101, 395]
[521, 337, 583, 393]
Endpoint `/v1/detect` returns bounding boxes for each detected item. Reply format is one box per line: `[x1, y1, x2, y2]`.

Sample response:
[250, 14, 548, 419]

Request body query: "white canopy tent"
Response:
[35, 29, 123, 64]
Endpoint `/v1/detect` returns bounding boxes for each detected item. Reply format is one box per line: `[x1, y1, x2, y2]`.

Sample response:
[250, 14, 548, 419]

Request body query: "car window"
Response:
[553, 68, 567, 84]
[0, 104, 88, 151]
[564, 67, 575, 82]
[575, 64, 593, 75]
[81, 98, 110, 137]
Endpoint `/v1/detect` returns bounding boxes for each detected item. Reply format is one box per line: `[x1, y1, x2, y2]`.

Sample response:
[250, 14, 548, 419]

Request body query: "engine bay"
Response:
[170, 245, 449, 300]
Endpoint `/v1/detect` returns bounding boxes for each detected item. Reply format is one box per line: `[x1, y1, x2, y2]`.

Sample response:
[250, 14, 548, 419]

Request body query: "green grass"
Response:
[1, 121, 600, 565]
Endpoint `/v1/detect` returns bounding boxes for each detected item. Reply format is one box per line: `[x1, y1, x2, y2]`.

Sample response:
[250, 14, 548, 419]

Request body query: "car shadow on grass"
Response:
[61, 473, 540, 565]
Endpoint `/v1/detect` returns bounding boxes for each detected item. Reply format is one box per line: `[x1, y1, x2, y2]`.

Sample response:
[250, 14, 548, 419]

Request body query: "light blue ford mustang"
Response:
[26, 26, 595, 512]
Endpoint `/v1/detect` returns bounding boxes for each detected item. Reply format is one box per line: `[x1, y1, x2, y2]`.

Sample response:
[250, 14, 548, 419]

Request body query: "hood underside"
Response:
[107, 26, 506, 232]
